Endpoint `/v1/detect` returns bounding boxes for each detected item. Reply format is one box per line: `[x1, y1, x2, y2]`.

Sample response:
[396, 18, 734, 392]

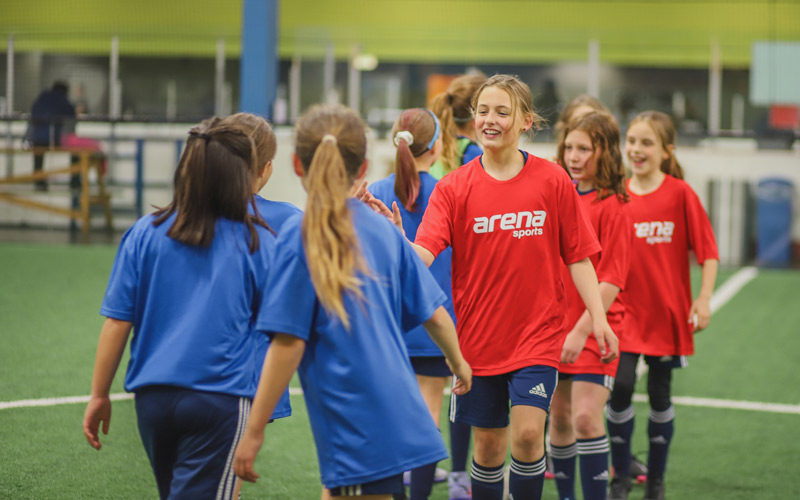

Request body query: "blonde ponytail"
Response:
[298, 115, 369, 330]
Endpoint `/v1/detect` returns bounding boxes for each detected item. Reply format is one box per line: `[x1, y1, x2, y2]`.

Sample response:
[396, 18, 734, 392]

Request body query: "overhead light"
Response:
[352, 54, 378, 71]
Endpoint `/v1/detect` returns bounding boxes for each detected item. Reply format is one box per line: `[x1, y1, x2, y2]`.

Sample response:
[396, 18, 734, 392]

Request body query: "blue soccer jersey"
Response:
[100, 213, 285, 412]
[253, 194, 302, 233]
[255, 200, 449, 488]
[369, 172, 456, 356]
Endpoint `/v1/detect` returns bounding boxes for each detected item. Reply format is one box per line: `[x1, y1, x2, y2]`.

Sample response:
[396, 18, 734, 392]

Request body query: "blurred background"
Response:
[1, 0, 798, 266]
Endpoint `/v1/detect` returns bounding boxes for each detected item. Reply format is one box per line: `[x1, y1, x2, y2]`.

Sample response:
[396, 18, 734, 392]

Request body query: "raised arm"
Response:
[83, 317, 133, 450]
[234, 334, 306, 483]
[422, 307, 471, 394]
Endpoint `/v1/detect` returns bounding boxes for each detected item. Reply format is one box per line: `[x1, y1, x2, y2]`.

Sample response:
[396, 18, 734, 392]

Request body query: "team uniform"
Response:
[621, 174, 718, 358]
[607, 174, 718, 495]
[100, 212, 282, 500]
[558, 187, 632, 383]
[414, 152, 600, 427]
[253, 195, 302, 234]
[255, 200, 449, 492]
[369, 172, 455, 366]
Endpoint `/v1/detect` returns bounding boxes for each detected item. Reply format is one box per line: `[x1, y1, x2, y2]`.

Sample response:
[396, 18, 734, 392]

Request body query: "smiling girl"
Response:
[606, 111, 718, 500]
[399, 74, 618, 500]
[549, 111, 632, 500]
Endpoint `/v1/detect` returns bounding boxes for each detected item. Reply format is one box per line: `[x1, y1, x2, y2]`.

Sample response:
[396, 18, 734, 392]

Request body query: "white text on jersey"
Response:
[634, 221, 674, 245]
[473, 210, 547, 239]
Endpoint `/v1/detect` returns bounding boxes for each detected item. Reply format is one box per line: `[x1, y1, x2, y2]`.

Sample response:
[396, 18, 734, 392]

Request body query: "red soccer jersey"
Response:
[415, 154, 600, 376]
[559, 189, 632, 376]
[621, 175, 719, 356]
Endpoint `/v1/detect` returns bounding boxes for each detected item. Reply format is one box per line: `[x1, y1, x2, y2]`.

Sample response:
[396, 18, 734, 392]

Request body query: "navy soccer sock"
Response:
[647, 405, 675, 480]
[470, 460, 505, 500]
[409, 461, 437, 500]
[508, 455, 546, 500]
[606, 404, 635, 478]
[577, 436, 610, 500]
[450, 419, 472, 472]
[550, 442, 577, 499]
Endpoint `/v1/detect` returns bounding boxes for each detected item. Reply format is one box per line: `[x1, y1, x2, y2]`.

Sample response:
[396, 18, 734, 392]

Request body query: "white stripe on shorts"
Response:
[216, 397, 250, 500]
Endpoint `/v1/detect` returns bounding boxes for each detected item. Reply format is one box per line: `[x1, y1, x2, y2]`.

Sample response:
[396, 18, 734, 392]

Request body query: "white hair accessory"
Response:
[393, 130, 414, 147]
[321, 134, 338, 144]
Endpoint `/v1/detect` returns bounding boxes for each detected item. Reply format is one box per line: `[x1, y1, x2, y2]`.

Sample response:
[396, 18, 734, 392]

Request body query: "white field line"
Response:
[636, 266, 759, 379]
[3, 387, 799, 415]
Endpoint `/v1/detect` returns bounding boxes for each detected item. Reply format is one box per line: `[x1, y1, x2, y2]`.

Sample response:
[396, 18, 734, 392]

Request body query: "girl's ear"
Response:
[292, 153, 304, 178]
[521, 113, 535, 133]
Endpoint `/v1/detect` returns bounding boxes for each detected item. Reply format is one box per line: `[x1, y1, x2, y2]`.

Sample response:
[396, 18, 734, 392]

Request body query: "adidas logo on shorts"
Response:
[528, 383, 548, 398]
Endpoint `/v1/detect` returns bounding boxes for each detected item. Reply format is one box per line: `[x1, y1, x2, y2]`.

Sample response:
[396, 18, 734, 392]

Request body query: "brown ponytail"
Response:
[295, 105, 369, 329]
[391, 108, 438, 211]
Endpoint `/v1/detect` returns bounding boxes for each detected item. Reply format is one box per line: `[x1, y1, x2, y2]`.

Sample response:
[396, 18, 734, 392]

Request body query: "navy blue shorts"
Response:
[450, 365, 558, 428]
[410, 356, 451, 377]
[328, 473, 404, 496]
[557, 372, 615, 390]
[134, 386, 250, 500]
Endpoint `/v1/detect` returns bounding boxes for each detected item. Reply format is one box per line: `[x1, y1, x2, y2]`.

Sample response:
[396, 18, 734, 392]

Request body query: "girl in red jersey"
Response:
[606, 111, 718, 500]
[384, 74, 619, 500]
[549, 111, 632, 500]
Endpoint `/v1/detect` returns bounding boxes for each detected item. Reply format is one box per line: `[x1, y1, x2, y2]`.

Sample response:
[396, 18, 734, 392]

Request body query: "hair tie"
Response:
[393, 130, 414, 147]
[321, 134, 338, 145]
[189, 130, 211, 144]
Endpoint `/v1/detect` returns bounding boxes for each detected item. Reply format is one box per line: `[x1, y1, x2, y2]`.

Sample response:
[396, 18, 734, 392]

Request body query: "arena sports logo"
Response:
[473, 210, 547, 239]
[634, 221, 674, 245]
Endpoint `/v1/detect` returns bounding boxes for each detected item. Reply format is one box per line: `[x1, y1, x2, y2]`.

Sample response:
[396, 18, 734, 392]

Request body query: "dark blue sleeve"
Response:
[255, 238, 317, 341]
[398, 235, 447, 332]
[461, 143, 483, 165]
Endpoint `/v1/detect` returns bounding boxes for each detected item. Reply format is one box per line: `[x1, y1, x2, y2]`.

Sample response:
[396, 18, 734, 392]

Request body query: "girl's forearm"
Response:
[90, 318, 133, 397]
[246, 334, 306, 432]
[697, 258, 719, 301]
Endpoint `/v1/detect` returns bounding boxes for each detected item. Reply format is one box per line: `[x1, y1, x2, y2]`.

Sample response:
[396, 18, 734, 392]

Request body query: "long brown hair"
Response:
[557, 111, 628, 203]
[429, 72, 486, 174]
[391, 108, 438, 212]
[295, 104, 370, 329]
[472, 74, 545, 137]
[153, 117, 267, 253]
[628, 111, 684, 180]
[554, 94, 609, 145]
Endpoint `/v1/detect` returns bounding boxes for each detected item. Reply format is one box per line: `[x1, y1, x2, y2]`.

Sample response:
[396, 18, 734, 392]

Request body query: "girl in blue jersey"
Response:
[233, 104, 472, 500]
[369, 107, 461, 500]
[83, 117, 282, 500]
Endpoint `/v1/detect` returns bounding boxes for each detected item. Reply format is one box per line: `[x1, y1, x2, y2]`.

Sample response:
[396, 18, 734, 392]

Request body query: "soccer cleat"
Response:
[630, 455, 648, 484]
[608, 476, 631, 500]
[403, 468, 448, 486]
[642, 478, 665, 500]
[448, 471, 472, 500]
